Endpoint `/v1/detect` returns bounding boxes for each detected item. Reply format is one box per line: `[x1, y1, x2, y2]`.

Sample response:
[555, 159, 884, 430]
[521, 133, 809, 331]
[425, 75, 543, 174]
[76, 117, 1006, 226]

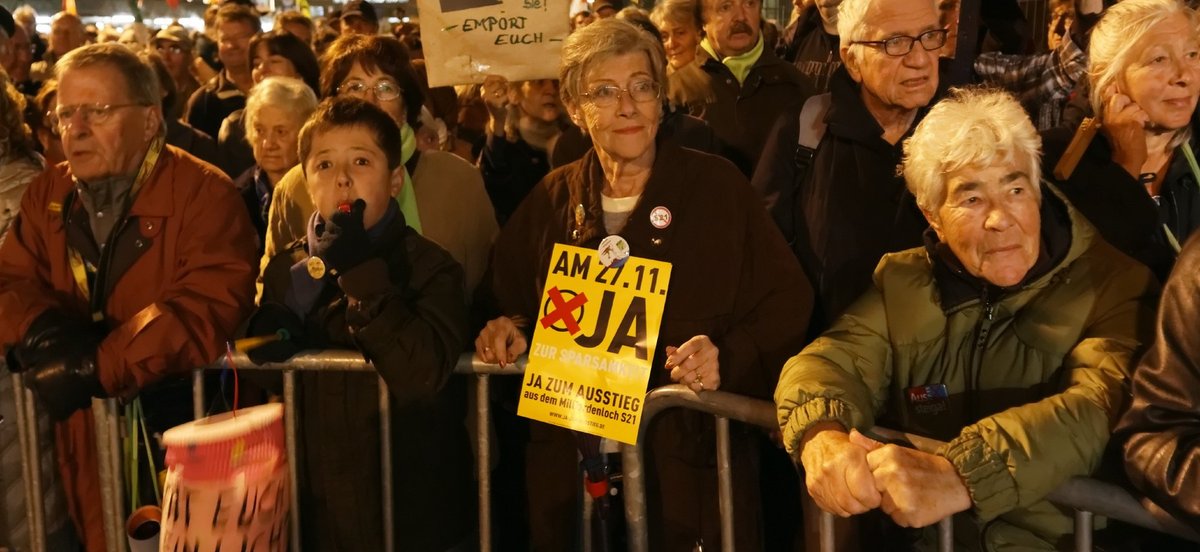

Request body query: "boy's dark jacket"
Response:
[258, 207, 475, 552]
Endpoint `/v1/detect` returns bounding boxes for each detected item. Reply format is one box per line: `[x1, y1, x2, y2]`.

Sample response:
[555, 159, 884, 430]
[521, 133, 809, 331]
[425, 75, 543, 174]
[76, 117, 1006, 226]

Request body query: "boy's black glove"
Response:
[243, 303, 306, 365]
[311, 198, 373, 277]
[8, 310, 106, 421]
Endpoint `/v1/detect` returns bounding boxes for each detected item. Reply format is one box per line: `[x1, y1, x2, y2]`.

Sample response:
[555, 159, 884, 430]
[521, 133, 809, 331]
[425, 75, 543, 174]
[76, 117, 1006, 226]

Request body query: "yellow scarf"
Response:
[700, 33, 764, 85]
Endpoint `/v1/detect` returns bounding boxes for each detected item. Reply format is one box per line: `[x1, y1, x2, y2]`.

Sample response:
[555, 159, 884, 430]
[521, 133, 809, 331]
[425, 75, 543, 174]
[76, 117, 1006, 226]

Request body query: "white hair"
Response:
[1088, 0, 1200, 119]
[243, 76, 318, 144]
[837, 0, 940, 52]
[902, 88, 1042, 214]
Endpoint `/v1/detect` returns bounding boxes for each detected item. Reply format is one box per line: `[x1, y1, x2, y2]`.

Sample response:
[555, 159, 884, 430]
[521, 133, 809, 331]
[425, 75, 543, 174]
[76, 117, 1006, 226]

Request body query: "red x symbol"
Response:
[540, 287, 588, 335]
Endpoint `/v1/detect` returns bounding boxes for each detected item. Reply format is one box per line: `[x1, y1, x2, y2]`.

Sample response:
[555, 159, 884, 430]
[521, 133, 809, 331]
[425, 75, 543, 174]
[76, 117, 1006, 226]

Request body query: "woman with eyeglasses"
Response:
[216, 30, 320, 180]
[475, 19, 813, 550]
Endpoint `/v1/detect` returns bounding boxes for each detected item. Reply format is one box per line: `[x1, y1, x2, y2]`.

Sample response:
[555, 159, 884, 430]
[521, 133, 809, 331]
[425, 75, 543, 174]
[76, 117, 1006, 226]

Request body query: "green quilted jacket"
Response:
[775, 191, 1159, 550]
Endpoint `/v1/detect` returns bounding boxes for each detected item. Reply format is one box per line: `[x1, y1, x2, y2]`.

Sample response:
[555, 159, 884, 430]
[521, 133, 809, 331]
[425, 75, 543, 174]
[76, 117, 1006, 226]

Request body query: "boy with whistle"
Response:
[243, 97, 475, 551]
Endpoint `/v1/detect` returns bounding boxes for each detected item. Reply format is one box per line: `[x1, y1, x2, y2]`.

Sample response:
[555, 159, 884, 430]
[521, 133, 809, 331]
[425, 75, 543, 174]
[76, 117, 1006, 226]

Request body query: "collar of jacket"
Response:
[700, 34, 764, 85]
[567, 139, 689, 251]
[826, 66, 931, 151]
[924, 185, 1079, 313]
[214, 70, 245, 100]
[698, 38, 793, 89]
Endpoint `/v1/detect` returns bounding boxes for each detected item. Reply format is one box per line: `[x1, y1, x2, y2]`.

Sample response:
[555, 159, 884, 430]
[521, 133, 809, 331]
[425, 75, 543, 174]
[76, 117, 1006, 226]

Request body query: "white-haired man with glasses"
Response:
[0, 43, 258, 552]
[752, 0, 945, 337]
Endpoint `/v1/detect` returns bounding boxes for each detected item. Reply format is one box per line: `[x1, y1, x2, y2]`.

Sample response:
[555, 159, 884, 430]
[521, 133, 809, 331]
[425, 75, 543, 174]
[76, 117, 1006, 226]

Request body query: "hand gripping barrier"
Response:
[619, 384, 1200, 552]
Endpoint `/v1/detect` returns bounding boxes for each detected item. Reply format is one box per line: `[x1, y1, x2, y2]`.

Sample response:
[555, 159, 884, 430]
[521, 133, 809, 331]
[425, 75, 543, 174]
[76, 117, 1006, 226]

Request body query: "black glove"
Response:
[11, 310, 107, 421]
[243, 303, 306, 365]
[311, 199, 373, 276]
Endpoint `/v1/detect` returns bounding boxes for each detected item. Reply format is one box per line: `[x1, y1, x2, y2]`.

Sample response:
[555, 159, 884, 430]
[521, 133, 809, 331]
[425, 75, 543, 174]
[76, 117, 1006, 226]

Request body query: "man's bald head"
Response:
[50, 12, 87, 57]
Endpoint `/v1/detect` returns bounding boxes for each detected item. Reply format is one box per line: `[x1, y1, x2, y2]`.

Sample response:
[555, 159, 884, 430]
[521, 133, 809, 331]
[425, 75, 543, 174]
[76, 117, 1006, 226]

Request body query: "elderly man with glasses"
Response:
[0, 43, 258, 552]
[753, 0, 945, 337]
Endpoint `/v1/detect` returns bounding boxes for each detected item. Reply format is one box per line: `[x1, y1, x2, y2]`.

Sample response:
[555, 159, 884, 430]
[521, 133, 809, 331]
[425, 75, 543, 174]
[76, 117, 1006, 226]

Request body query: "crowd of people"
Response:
[1, 0, 1200, 550]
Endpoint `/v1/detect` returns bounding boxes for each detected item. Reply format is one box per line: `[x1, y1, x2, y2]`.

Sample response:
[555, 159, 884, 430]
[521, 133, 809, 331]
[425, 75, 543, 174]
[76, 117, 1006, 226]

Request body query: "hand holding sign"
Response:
[665, 335, 720, 392]
[482, 75, 516, 135]
[476, 315, 529, 367]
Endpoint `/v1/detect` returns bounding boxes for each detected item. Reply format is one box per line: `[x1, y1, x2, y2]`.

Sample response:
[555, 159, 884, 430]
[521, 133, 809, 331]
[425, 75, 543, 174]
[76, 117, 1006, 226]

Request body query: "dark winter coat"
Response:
[752, 67, 930, 335]
[1042, 127, 1200, 281]
[486, 140, 813, 551]
[689, 44, 807, 176]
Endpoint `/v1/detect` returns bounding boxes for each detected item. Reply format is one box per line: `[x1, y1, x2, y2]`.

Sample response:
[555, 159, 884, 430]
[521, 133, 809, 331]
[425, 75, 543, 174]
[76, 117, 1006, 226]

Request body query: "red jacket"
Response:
[0, 145, 258, 550]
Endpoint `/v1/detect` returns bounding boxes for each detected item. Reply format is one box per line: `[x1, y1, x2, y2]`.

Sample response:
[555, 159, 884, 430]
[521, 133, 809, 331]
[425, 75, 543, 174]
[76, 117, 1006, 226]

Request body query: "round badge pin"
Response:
[649, 206, 672, 229]
[598, 235, 631, 268]
[306, 256, 327, 280]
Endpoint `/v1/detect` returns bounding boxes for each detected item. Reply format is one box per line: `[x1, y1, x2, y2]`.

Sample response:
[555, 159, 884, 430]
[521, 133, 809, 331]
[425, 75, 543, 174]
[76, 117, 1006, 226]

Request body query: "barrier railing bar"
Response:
[282, 370, 301, 552]
[818, 509, 834, 552]
[1075, 509, 1093, 552]
[12, 375, 46, 552]
[93, 398, 126, 552]
[378, 377, 394, 552]
[475, 373, 492, 552]
[191, 369, 204, 422]
[937, 518, 953, 552]
[715, 416, 734, 551]
[23, 387, 46, 552]
[622, 385, 778, 552]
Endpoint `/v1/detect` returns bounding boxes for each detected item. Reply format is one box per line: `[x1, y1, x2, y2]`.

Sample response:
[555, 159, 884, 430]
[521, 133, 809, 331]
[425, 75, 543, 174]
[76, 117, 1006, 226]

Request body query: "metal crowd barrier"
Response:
[188, 350, 525, 552]
[19, 362, 1200, 552]
[619, 384, 1200, 552]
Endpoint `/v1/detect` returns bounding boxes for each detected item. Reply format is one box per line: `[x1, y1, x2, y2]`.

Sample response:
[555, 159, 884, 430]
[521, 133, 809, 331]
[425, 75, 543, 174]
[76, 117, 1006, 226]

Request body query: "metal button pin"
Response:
[651, 238, 662, 246]
[135, 239, 145, 248]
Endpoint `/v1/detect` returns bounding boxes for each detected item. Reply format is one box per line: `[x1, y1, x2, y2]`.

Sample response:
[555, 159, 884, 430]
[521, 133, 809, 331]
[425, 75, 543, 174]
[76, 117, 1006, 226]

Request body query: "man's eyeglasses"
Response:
[338, 80, 403, 102]
[50, 103, 150, 132]
[580, 80, 662, 107]
[851, 28, 949, 57]
[155, 44, 185, 55]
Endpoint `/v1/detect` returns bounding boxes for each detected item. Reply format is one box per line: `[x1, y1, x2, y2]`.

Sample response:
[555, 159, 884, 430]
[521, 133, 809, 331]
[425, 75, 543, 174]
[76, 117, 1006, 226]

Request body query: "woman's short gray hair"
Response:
[55, 43, 160, 108]
[650, 0, 700, 32]
[559, 18, 668, 110]
[244, 77, 319, 144]
[902, 88, 1042, 214]
[1088, 0, 1200, 117]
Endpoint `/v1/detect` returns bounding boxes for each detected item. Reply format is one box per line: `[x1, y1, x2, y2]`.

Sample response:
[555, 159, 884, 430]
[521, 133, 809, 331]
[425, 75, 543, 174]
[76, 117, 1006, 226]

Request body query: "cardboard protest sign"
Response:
[417, 0, 570, 87]
[518, 244, 673, 444]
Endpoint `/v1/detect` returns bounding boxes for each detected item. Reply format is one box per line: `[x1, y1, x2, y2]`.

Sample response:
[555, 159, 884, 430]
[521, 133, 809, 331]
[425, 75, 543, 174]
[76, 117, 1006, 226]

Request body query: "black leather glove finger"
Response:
[313, 198, 373, 275]
[26, 358, 104, 421]
[12, 310, 99, 372]
[244, 303, 306, 365]
[13, 310, 108, 420]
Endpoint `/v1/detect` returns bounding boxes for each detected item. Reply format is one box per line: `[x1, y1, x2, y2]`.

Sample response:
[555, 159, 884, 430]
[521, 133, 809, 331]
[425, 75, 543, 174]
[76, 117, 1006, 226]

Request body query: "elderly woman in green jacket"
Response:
[775, 88, 1159, 550]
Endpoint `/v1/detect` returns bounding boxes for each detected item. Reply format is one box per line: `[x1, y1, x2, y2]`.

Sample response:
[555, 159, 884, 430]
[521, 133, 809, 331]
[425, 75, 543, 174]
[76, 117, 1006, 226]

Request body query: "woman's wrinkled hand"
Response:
[475, 316, 528, 367]
[481, 75, 513, 134]
[1100, 87, 1150, 178]
[665, 335, 720, 392]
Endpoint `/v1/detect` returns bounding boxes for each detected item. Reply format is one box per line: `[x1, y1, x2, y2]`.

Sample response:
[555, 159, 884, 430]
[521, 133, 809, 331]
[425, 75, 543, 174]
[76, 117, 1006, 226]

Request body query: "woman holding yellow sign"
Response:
[476, 18, 814, 552]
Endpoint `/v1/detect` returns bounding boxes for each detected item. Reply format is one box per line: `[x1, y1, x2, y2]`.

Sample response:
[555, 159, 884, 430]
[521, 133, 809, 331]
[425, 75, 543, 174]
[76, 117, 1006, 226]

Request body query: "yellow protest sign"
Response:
[518, 244, 672, 444]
